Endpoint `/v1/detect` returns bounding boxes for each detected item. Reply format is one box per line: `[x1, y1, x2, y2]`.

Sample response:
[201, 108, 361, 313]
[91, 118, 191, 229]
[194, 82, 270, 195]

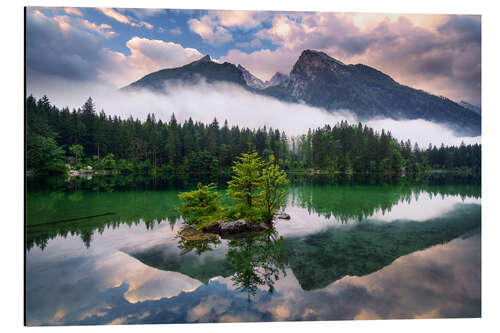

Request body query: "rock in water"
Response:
[201, 220, 269, 236]
[276, 212, 291, 220]
[201, 222, 221, 234]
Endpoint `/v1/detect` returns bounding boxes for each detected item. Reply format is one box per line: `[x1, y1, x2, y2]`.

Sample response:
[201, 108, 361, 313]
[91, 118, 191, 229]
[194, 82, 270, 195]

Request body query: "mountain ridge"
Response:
[122, 50, 481, 136]
[122, 54, 247, 91]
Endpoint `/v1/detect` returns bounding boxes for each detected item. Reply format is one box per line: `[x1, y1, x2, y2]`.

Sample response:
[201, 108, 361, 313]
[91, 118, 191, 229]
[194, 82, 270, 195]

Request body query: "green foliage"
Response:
[25, 95, 481, 177]
[178, 183, 221, 227]
[226, 231, 286, 297]
[69, 144, 84, 164]
[258, 156, 290, 221]
[115, 159, 133, 173]
[26, 188, 183, 250]
[178, 152, 289, 227]
[227, 152, 264, 208]
[223, 205, 267, 224]
[184, 150, 219, 184]
[95, 153, 116, 170]
[27, 135, 67, 176]
[285, 204, 481, 290]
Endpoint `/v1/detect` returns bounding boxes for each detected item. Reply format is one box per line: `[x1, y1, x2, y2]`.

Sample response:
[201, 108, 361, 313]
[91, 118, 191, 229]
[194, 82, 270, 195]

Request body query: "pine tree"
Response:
[227, 152, 264, 208]
[69, 144, 84, 165]
[178, 183, 221, 226]
[258, 156, 289, 221]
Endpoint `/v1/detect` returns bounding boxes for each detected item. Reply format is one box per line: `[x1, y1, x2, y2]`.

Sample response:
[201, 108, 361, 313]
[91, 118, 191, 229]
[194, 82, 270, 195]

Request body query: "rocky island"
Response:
[177, 152, 290, 237]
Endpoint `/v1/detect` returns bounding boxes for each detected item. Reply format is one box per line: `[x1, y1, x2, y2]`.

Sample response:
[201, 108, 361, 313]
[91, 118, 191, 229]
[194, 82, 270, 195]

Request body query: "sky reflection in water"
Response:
[25, 184, 481, 325]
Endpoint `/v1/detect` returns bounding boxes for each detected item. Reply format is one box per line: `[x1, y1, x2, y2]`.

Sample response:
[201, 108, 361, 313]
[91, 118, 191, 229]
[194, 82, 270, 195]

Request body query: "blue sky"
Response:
[63, 8, 278, 58]
[26, 7, 481, 104]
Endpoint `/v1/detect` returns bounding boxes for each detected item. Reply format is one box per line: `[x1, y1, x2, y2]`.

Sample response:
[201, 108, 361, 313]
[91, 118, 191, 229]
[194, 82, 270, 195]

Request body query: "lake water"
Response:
[25, 175, 481, 325]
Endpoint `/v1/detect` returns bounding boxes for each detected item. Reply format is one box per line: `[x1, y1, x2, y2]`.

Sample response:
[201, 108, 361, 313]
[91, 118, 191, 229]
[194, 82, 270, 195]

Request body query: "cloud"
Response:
[186, 295, 231, 322]
[97, 7, 130, 24]
[169, 28, 182, 35]
[438, 15, 481, 46]
[236, 38, 262, 49]
[220, 13, 374, 79]
[212, 10, 265, 29]
[97, 7, 154, 30]
[140, 21, 154, 30]
[187, 10, 268, 45]
[79, 19, 115, 38]
[27, 79, 480, 148]
[365, 118, 480, 148]
[121, 8, 166, 20]
[223, 12, 480, 105]
[92, 37, 203, 87]
[219, 48, 300, 81]
[26, 8, 203, 87]
[25, 197, 480, 325]
[188, 16, 233, 45]
[26, 8, 481, 107]
[64, 7, 83, 17]
[26, 8, 112, 81]
[111, 37, 203, 84]
[256, 13, 363, 52]
[347, 15, 481, 104]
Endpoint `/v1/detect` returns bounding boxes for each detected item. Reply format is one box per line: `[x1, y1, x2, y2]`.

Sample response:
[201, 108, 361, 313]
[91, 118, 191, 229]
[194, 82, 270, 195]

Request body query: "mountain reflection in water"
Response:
[25, 175, 481, 325]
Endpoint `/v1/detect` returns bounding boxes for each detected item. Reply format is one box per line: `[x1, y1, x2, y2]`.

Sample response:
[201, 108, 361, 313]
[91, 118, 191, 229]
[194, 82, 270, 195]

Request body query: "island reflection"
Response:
[25, 174, 481, 325]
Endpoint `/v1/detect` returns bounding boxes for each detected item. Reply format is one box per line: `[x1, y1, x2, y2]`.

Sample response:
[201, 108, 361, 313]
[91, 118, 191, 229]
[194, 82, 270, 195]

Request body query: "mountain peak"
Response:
[122, 49, 480, 136]
[268, 72, 289, 87]
[291, 50, 346, 82]
[298, 49, 345, 66]
[290, 50, 346, 94]
[199, 54, 211, 62]
[270, 72, 287, 80]
[186, 54, 212, 67]
[237, 64, 267, 89]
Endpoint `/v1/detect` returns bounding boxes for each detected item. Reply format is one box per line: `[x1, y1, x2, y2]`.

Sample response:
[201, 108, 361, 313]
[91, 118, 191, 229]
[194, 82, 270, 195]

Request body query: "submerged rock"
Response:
[276, 212, 291, 220]
[201, 220, 270, 236]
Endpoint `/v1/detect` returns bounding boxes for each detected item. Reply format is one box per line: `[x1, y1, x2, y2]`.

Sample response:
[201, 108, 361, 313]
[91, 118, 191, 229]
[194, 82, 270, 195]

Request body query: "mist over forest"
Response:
[27, 79, 481, 149]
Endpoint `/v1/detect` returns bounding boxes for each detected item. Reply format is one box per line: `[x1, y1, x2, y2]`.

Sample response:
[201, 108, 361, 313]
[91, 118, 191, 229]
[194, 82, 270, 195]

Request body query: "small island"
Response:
[177, 152, 290, 237]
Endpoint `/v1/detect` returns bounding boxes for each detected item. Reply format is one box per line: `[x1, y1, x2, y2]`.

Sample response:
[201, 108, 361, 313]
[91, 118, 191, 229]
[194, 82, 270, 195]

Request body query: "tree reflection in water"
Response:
[176, 226, 221, 256]
[226, 230, 287, 299]
[175, 228, 287, 299]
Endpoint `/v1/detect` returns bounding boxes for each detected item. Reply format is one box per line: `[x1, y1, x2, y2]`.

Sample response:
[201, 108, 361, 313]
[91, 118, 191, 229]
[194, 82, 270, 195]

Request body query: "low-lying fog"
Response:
[27, 79, 481, 148]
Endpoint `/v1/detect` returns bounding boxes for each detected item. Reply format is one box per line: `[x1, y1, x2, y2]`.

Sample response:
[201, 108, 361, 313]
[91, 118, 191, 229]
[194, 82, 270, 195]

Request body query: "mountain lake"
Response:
[25, 173, 481, 325]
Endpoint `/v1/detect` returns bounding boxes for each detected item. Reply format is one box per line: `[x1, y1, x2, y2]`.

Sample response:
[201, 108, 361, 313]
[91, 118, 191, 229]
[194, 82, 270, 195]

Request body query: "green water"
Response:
[25, 175, 481, 325]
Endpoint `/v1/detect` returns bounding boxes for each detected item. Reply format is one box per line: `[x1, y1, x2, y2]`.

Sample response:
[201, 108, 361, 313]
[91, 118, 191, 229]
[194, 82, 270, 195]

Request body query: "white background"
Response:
[2, 0, 499, 332]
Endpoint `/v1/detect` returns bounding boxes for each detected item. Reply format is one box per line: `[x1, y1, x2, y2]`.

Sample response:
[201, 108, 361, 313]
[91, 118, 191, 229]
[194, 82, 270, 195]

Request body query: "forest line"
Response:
[26, 95, 481, 177]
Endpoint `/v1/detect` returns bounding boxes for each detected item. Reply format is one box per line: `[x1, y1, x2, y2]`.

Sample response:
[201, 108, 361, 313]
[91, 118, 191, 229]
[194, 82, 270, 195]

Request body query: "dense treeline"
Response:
[293, 123, 481, 173]
[26, 95, 481, 177]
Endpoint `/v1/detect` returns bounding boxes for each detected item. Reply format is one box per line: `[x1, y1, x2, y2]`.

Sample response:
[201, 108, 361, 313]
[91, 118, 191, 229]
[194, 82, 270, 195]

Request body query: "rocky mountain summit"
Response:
[237, 64, 267, 89]
[267, 72, 290, 87]
[123, 50, 481, 136]
[237, 65, 289, 90]
[122, 54, 247, 91]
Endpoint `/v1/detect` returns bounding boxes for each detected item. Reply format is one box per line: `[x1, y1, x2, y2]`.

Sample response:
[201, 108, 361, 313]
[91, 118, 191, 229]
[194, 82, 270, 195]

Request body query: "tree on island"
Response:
[227, 151, 264, 208]
[178, 183, 222, 227]
[178, 151, 289, 229]
[258, 156, 290, 221]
